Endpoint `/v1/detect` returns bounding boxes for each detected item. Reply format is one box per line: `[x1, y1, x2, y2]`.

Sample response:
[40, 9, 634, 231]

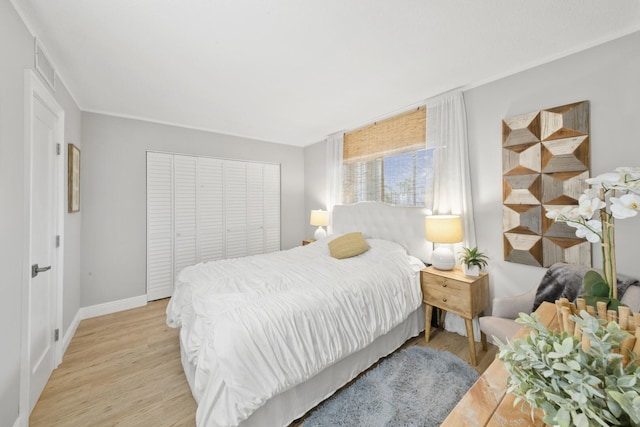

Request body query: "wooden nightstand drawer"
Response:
[421, 276, 469, 315]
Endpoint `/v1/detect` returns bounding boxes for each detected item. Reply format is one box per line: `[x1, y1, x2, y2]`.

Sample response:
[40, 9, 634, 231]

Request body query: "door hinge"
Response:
[54, 329, 59, 342]
[56, 143, 61, 155]
[55, 235, 60, 248]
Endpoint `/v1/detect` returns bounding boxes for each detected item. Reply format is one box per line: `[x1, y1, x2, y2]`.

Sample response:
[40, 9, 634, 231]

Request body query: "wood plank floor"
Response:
[30, 299, 497, 427]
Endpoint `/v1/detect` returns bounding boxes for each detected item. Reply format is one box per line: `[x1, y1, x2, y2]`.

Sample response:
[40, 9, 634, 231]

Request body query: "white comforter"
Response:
[166, 237, 424, 427]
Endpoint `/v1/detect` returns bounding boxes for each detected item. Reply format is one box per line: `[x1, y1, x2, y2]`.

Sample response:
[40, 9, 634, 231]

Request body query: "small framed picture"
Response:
[68, 143, 80, 212]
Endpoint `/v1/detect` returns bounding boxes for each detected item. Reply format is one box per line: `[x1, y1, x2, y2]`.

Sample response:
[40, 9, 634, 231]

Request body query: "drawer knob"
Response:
[441, 283, 447, 288]
[442, 297, 447, 302]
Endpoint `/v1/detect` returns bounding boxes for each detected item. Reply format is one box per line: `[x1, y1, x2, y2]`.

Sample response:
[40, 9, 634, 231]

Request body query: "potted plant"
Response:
[458, 246, 488, 277]
[497, 311, 640, 427]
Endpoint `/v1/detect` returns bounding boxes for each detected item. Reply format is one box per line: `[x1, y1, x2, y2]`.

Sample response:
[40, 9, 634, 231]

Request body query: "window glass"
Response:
[342, 147, 434, 207]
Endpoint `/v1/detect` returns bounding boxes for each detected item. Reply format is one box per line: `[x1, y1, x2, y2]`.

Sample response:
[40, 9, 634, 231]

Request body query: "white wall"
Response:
[80, 112, 306, 307]
[0, 1, 83, 425]
[303, 30, 640, 309]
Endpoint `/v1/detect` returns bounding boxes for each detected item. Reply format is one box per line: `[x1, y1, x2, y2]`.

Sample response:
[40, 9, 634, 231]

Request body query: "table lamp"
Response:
[310, 210, 328, 240]
[424, 215, 463, 270]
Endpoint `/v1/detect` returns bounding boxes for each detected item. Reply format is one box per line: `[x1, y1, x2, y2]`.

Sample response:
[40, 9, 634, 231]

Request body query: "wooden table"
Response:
[441, 302, 558, 426]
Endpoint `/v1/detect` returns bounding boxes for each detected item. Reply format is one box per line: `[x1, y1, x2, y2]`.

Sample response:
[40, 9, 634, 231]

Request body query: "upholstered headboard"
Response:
[331, 202, 432, 262]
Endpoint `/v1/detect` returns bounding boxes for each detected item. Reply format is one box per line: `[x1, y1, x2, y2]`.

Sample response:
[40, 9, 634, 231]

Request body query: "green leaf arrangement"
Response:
[582, 270, 622, 311]
[457, 246, 489, 268]
[497, 311, 640, 427]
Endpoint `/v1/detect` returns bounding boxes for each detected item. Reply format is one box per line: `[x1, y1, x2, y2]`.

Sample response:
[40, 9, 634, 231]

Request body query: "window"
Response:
[342, 106, 433, 207]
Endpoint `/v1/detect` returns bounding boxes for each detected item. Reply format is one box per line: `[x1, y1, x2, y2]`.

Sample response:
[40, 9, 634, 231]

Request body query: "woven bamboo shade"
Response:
[344, 106, 426, 162]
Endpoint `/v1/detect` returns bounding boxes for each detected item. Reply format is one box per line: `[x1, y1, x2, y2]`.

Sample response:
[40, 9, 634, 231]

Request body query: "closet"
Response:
[146, 152, 281, 301]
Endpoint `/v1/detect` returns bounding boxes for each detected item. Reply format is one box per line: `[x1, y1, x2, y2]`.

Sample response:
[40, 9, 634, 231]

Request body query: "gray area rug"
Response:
[302, 346, 479, 427]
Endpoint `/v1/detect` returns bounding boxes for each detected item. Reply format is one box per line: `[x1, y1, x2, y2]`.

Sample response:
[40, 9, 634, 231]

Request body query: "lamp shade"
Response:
[425, 215, 463, 270]
[424, 215, 463, 243]
[310, 210, 328, 227]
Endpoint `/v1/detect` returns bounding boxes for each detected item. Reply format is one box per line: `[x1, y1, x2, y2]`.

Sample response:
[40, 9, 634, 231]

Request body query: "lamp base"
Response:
[431, 246, 455, 270]
[314, 226, 327, 240]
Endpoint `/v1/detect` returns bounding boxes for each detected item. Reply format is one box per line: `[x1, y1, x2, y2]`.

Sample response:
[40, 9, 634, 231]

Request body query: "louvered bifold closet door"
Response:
[224, 160, 248, 259]
[197, 157, 224, 262]
[264, 164, 281, 253]
[146, 152, 174, 301]
[174, 155, 198, 274]
[147, 153, 281, 300]
[247, 163, 265, 255]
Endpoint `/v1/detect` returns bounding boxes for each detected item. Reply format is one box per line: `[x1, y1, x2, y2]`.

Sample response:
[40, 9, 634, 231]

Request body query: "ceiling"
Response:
[13, 1, 640, 147]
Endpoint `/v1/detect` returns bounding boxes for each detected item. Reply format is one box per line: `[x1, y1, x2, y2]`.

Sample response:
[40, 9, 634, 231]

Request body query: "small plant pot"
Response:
[463, 264, 480, 277]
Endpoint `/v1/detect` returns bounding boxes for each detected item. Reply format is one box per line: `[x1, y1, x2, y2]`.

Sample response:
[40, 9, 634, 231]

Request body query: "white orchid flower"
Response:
[545, 206, 579, 221]
[577, 194, 605, 219]
[615, 166, 640, 177]
[545, 209, 559, 220]
[565, 219, 582, 229]
[611, 194, 640, 219]
[574, 219, 602, 243]
[616, 167, 640, 193]
[586, 172, 622, 188]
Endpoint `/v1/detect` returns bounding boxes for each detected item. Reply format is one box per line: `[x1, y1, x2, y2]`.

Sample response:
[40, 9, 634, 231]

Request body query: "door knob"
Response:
[31, 264, 52, 278]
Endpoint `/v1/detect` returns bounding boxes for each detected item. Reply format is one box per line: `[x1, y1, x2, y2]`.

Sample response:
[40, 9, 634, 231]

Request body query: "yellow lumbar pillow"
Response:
[328, 232, 370, 259]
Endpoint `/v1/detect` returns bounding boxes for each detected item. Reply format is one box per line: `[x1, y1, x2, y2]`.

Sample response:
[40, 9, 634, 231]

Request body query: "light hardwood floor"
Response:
[30, 299, 497, 427]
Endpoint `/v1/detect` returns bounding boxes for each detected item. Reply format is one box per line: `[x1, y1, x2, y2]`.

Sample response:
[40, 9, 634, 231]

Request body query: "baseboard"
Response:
[12, 413, 25, 427]
[78, 295, 147, 320]
[59, 310, 82, 361]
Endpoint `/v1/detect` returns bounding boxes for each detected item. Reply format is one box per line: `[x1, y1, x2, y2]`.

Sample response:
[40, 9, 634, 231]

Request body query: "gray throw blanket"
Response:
[533, 263, 640, 311]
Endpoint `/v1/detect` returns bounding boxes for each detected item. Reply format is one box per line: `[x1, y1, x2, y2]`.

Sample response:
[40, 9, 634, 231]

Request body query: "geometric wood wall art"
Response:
[541, 136, 589, 173]
[502, 100, 591, 267]
[503, 233, 542, 266]
[503, 205, 542, 235]
[541, 171, 589, 205]
[542, 237, 591, 267]
[503, 143, 541, 175]
[502, 111, 540, 147]
[503, 174, 542, 205]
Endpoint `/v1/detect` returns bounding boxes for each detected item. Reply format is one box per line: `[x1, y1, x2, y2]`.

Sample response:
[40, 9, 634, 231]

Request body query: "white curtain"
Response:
[425, 91, 477, 249]
[326, 131, 343, 234]
[425, 91, 479, 338]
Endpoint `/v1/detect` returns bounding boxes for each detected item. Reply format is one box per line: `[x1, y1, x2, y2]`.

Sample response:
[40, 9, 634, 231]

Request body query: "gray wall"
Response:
[303, 139, 327, 237]
[465, 30, 640, 300]
[0, 1, 83, 425]
[80, 113, 306, 306]
[304, 30, 640, 304]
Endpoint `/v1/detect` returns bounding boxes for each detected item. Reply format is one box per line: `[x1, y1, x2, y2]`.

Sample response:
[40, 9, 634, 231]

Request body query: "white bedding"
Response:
[166, 237, 424, 427]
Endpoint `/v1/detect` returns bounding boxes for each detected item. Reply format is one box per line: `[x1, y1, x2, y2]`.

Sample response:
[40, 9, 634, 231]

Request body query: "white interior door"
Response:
[28, 99, 58, 411]
[21, 70, 64, 417]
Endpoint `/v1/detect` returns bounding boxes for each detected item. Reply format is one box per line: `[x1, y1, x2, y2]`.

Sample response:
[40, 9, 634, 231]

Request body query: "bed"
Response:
[166, 202, 432, 427]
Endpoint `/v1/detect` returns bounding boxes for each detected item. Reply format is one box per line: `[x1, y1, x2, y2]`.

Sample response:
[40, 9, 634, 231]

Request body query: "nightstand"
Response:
[421, 266, 489, 366]
[302, 239, 315, 246]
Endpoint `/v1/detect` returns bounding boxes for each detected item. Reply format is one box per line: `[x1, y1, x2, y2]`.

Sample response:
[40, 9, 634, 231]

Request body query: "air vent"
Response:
[35, 38, 56, 90]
